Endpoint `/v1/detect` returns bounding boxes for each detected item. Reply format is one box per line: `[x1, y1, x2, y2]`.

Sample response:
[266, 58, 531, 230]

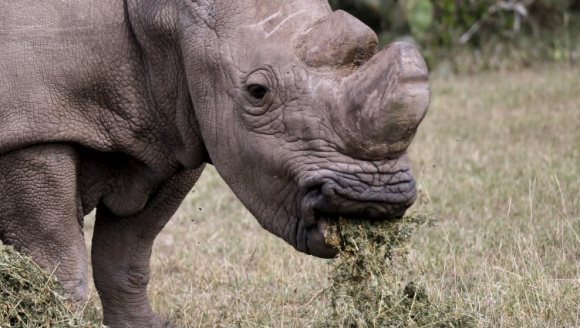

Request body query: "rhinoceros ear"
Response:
[295, 10, 378, 69]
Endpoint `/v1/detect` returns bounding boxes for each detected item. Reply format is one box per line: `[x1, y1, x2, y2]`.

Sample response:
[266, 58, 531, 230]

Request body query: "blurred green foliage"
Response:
[330, 0, 579, 71]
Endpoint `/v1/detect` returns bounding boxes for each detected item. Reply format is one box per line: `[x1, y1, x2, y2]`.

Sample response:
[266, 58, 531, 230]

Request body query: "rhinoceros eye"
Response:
[247, 84, 269, 100]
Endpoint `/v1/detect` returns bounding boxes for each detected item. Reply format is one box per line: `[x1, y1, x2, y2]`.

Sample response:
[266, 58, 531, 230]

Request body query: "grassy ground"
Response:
[82, 64, 579, 327]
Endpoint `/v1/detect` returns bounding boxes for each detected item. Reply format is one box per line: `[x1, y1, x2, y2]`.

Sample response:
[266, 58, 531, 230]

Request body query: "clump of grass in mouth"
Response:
[323, 212, 477, 328]
[0, 244, 99, 327]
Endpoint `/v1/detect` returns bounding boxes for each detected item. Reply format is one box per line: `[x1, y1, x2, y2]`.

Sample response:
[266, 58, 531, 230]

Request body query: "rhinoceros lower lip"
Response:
[305, 215, 339, 258]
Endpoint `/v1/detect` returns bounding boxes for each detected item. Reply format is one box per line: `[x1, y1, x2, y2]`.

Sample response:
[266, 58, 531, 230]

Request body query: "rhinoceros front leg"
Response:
[91, 167, 204, 328]
[0, 144, 88, 302]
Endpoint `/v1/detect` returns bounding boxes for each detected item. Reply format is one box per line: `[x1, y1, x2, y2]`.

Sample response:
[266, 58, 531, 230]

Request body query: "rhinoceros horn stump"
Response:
[0, 1, 429, 327]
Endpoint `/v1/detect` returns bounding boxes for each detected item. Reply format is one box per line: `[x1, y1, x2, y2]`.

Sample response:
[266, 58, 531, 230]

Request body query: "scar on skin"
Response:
[252, 9, 309, 39]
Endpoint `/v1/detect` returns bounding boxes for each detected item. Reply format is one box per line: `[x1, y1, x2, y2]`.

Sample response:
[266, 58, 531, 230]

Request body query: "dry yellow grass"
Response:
[0, 245, 100, 327]
[77, 64, 578, 327]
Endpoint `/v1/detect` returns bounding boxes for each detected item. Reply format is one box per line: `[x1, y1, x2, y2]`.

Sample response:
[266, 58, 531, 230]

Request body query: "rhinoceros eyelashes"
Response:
[247, 84, 269, 100]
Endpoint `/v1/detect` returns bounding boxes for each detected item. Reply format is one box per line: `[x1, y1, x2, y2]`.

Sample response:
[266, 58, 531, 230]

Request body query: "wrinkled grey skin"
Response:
[0, 0, 429, 327]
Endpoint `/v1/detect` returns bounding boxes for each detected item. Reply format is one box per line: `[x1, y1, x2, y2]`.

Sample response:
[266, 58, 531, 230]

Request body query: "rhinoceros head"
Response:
[180, 1, 429, 257]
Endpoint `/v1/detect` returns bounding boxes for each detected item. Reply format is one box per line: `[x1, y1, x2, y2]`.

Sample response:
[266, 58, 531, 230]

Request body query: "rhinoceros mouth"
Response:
[298, 175, 416, 258]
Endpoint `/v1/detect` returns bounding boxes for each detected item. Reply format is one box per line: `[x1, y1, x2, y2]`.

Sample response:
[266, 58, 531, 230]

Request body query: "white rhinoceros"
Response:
[0, 0, 429, 326]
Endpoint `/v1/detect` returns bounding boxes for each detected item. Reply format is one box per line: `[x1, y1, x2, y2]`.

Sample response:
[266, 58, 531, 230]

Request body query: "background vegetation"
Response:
[330, 0, 580, 72]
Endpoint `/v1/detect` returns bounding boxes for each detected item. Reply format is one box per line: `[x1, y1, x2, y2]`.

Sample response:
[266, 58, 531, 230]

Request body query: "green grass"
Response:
[86, 64, 578, 327]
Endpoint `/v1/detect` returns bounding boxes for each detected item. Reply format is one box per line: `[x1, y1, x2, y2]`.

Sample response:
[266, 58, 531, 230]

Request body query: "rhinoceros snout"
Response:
[301, 175, 416, 223]
[297, 161, 417, 258]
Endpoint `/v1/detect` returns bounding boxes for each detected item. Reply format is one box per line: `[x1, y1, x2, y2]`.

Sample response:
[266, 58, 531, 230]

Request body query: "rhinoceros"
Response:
[0, 0, 429, 326]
